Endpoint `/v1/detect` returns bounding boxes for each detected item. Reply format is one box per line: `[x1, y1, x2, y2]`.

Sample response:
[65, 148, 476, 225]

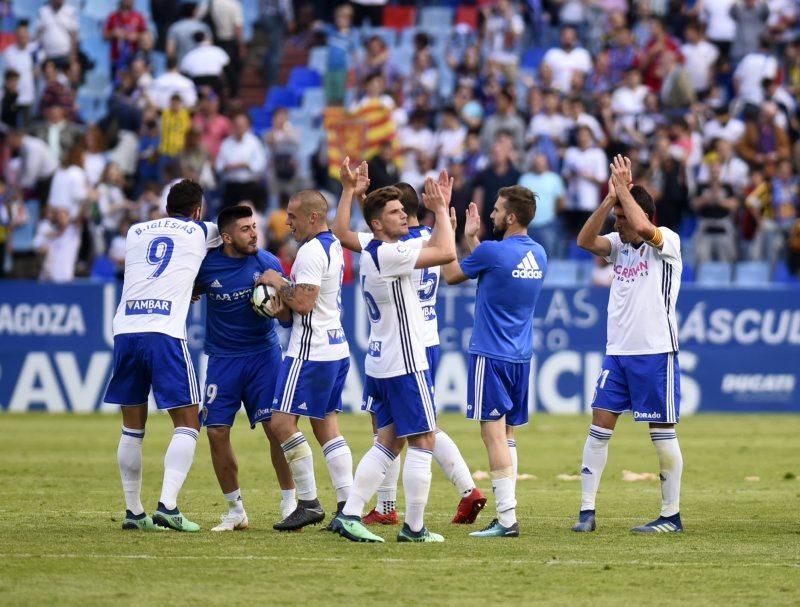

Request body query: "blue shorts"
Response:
[592, 353, 681, 424]
[467, 354, 530, 426]
[362, 371, 436, 438]
[202, 346, 282, 428]
[426, 345, 441, 381]
[105, 333, 200, 410]
[272, 356, 349, 419]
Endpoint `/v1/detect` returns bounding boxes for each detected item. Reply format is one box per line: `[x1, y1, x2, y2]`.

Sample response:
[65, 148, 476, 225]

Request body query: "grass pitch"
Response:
[0, 413, 798, 606]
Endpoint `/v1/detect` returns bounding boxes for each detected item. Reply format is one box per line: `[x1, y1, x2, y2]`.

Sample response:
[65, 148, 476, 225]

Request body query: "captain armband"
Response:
[646, 227, 664, 248]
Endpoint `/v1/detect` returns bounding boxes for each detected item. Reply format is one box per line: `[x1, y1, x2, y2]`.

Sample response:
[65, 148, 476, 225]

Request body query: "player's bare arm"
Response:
[610, 155, 664, 249]
[443, 202, 480, 285]
[259, 269, 320, 316]
[333, 156, 370, 253]
[416, 178, 457, 269]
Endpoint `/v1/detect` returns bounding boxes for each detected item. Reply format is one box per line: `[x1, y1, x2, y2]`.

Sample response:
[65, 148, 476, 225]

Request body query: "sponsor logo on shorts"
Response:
[125, 299, 172, 316]
[633, 411, 662, 420]
[368, 341, 381, 357]
[255, 408, 271, 419]
[327, 328, 346, 345]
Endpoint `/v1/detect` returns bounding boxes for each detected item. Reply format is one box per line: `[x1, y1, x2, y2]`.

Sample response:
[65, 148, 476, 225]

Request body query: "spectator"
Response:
[660, 51, 696, 109]
[699, 138, 750, 192]
[518, 153, 566, 259]
[692, 162, 740, 264]
[447, 157, 472, 246]
[462, 128, 487, 181]
[786, 218, 800, 275]
[405, 49, 439, 106]
[7, 129, 58, 203]
[103, 0, 149, 77]
[136, 114, 160, 187]
[562, 125, 608, 235]
[147, 57, 198, 110]
[33, 206, 80, 282]
[324, 3, 359, 106]
[366, 141, 399, 191]
[483, 0, 525, 82]
[0, 181, 26, 277]
[472, 132, 521, 237]
[38, 60, 76, 119]
[680, 21, 719, 96]
[749, 159, 798, 263]
[434, 106, 467, 169]
[736, 101, 791, 166]
[2, 22, 37, 127]
[264, 107, 301, 206]
[180, 31, 230, 99]
[210, 0, 246, 97]
[179, 127, 214, 190]
[566, 97, 607, 149]
[703, 103, 746, 145]
[192, 90, 231, 162]
[83, 125, 108, 186]
[158, 94, 192, 179]
[700, 0, 737, 57]
[542, 26, 592, 94]
[350, 72, 394, 113]
[30, 104, 82, 164]
[94, 162, 132, 249]
[733, 35, 778, 106]
[527, 89, 571, 149]
[46, 141, 90, 220]
[730, 0, 770, 60]
[1, 71, 24, 130]
[398, 109, 435, 178]
[107, 217, 130, 278]
[36, 0, 78, 69]
[636, 18, 683, 93]
[480, 86, 526, 157]
[215, 111, 267, 209]
[607, 27, 638, 85]
[166, 2, 212, 64]
[256, 0, 295, 88]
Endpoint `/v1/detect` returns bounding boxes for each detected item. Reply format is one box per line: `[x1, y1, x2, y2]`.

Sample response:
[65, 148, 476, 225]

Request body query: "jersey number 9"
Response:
[146, 236, 175, 279]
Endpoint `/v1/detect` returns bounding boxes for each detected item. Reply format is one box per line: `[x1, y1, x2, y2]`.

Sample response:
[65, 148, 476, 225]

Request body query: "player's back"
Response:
[286, 231, 349, 361]
[401, 226, 440, 347]
[465, 235, 548, 363]
[113, 217, 220, 339]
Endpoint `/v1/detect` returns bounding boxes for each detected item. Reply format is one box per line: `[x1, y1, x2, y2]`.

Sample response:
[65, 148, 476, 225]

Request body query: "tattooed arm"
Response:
[257, 269, 320, 316]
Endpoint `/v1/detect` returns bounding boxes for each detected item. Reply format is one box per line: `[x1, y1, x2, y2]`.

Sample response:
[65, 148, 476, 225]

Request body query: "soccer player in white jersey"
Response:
[331, 179, 457, 543]
[333, 160, 486, 526]
[257, 190, 354, 532]
[104, 180, 221, 532]
[573, 155, 684, 534]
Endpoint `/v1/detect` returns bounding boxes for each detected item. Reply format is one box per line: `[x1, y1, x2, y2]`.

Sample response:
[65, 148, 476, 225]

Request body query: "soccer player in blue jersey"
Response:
[442, 185, 547, 538]
[572, 155, 684, 534]
[105, 180, 221, 532]
[194, 204, 296, 531]
[333, 160, 486, 526]
[257, 190, 354, 532]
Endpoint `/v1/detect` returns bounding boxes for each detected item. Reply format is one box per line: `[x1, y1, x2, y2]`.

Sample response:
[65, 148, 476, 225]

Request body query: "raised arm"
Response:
[333, 157, 370, 252]
[576, 194, 615, 257]
[610, 155, 664, 248]
[415, 178, 457, 269]
[442, 202, 481, 284]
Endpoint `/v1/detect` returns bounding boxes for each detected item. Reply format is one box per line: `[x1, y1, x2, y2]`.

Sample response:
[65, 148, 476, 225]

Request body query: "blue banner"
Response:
[1, 281, 798, 414]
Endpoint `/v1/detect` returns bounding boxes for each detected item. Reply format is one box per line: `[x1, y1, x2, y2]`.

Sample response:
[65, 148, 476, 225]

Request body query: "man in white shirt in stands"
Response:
[562, 125, 608, 236]
[215, 112, 267, 208]
[542, 26, 592, 94]
[3, 21, 38, 126]
[147, 57, 198, 110]
[702, 104, 745, 146]
[733, 35, 778, 106]
[680, 22, 719, 97]
[33, 207, 79, 283]
[36, 0, 78, 69]
[8, 129, 58, 203]
[180, 31, 230, 98]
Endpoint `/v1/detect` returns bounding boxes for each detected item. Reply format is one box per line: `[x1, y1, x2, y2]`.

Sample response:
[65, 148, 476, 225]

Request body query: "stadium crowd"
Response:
[0, 0, 799, 284]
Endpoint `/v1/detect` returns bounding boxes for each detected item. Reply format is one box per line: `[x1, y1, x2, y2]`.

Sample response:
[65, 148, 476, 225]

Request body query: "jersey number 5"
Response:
[418, 267, 438, 301]
[146, 236, 174, 279]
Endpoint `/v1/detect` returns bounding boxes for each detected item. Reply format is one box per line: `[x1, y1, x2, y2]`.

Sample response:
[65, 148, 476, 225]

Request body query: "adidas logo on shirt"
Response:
[512, 251, 543, 279]
[210, 279, 223, 288]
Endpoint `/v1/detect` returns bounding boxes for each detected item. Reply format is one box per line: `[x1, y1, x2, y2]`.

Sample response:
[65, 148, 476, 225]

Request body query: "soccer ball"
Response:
[251, 284, 278, 318]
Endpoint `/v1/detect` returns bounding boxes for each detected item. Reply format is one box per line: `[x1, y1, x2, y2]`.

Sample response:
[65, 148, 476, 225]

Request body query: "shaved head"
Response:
[290, 189, 328, 218]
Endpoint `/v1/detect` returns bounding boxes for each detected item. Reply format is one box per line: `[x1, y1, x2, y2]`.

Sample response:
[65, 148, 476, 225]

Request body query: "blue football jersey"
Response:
[460, 235, 548, 363]
[196, 248, 283, 357]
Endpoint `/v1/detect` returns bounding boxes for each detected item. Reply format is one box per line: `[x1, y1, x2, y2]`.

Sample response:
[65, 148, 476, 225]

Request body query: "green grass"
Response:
[1, 413, 798, 606]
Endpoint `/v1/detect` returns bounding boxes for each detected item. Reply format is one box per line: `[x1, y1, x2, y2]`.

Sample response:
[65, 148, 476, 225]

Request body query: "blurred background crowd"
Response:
[0, 0, 799, 287]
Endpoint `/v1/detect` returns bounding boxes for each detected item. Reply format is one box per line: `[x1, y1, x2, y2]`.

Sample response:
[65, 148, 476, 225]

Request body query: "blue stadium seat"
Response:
[79, 14, 103, 42]
[249, 107, 272, 135]
[521, 47, 548, 71]
[681, 263, 695, 283]
[419, 7, 454, 28]
[12, 200, 40, 253]
[76, 89, 108, 124]
[11, 0, 38, 21]
[734, 261, 770, 287]
[298, 128, 323, 158]
[90, 255, 117, 282]
[567, 241, 594, 261]
[264, 86, 300, 111]
[307, 47, 328, 74]
[301, 87, 326, 117]
[543, 260, 581, 287]
[84, 0, 112, 21]
[772, 261, 800, 285]
[696, 262, 733, 286]
[360, 27, 397, 49]
[150, 51, 166, 76]
[287, 67, 322, 92]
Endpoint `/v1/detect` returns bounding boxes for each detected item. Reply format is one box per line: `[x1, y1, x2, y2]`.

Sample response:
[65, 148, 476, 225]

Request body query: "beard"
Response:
[492, 222, 507, 239]
[232, 241, 258, 256]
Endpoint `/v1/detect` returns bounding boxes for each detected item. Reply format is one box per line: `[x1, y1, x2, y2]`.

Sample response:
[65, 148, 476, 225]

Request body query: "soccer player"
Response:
[257, 190, 354, 532]
[333, 159, 486, 526]
[442, 186, 547, 538]
[331, 179, 457, 543]
[194, 204, 296, 531]
[572, 155, 684, 534]
[104, 179, 221, 532]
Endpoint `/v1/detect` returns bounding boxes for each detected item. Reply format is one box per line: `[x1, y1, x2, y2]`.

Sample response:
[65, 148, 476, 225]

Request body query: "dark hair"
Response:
[180, 2, 197, 19]
[167, 56, 178, 71]
[393, 182, 420, 217]
[363, 186, 401, 226]
[166, 179, 204, 217]
[629, 185, 655, 220]
[4, 69, 19, 80]
[16, 19, 29, 28]
[498, 185, 537, 227]
[192, 30, 206, 44]
[217, 204, 253, 235]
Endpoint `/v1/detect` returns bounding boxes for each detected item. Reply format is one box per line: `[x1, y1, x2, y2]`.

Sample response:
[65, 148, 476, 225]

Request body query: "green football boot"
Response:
[153, 502, 201, 532]
[330, 514, 385, 543]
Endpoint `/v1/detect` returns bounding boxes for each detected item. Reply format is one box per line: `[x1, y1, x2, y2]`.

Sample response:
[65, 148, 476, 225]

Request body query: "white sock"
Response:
[491, 468, 516, 528]
[580, 425, 613, 511]
[118, 426, 144, 515]
[507, 438, 518, 489]
[280, 488, 296, 519]
[159, 427, 199, 511]
[281, 432, 317, 501]
[433, 429, 474, 497]
[403, 447, 433, 533]
[377, 455, 401, 514]
[223, 488, 244, 515]
[322, 436, 353, 503]
[342, 443, 396, 517]
[650, 428, 683, 517]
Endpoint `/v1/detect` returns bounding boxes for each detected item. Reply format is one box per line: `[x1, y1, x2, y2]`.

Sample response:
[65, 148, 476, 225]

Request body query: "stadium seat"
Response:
[389, 46, 414, 77]
[288, 67, 322, 92]
[734, 261, 770, 287]
[11, 0, 37, 21]
[90, 255, 117, 282]
[150, 51, 166, 77]
[521, 47, 548, 71]
[301, 87, 326, 117]
[264, 86, 300, 111]
[567, 241, 594, 261]
[11, 200, 40, 253]
[84, 0, 112, 21]
[455, 6, 478, 28]
[298, 128, 323, 158]
[360, 27, 397, 49]
[84, 69, 111, 95]
[288, 108, 313, 129]
[419, 7, 454, 28]
[79, 14, 103, 42]
[249, 108, 272, 135]
[696, 262, 733, 286]
[543, 260, 581, 287]
[681, 263, 695, 283]
[772, 261, 800, 285]
[307, 47, 328, 74]
[383, 6, 416, 31]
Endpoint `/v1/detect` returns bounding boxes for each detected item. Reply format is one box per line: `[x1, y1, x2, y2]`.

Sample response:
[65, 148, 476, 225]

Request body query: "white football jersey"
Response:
[286, 231, 349, 362]
[602, 228, 682, 355]
[359, 238, 429, 378]
[113, 218, 221, 339]
[358, 228, 440, 347]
